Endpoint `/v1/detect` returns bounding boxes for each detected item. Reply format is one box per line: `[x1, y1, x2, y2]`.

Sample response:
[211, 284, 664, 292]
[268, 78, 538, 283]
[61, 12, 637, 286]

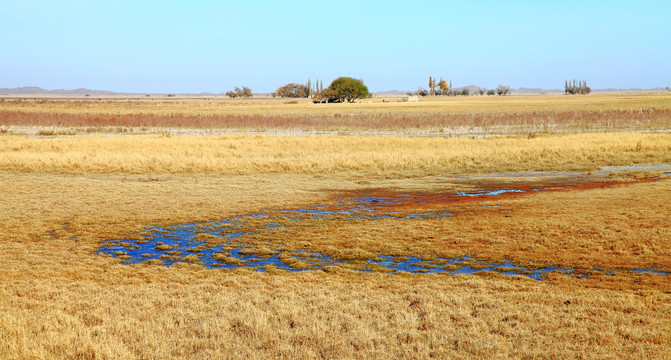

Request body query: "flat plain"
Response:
[1, 93, 671, 359]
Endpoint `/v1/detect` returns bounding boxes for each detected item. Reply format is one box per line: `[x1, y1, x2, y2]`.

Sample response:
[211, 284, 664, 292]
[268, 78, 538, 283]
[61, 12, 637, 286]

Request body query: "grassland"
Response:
[1, 94, 671, 359]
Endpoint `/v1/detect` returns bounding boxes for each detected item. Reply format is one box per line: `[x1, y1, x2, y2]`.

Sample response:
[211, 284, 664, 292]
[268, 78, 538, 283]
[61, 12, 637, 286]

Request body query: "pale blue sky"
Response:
[1, 0, 669, 93]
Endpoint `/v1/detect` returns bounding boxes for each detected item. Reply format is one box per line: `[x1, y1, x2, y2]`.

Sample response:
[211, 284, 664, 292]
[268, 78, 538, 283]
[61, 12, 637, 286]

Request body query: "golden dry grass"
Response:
[1, 133, 670, 176]
[3, 272, 671, 359]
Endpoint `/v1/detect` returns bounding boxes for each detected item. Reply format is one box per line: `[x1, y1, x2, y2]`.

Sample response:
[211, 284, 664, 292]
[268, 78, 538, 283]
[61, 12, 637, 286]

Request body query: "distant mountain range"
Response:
[0, 87, 232, 97]
[0, 87, 122, 95]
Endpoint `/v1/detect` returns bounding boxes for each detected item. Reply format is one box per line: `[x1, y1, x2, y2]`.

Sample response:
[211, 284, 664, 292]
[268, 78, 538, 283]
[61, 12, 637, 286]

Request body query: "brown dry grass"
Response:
[1, 108, 670, 134]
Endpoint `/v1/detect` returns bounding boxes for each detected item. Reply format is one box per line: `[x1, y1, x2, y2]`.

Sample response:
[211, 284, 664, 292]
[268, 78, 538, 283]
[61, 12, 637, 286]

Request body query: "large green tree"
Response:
[322, 77, 370, 103]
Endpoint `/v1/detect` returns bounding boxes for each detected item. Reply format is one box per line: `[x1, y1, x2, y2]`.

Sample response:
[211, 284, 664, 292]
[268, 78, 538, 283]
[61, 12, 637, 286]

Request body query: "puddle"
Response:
[98, 181, 671, 280]
[365, 255, 578, 280]
[453, 189, 525, 197]
[629, 268, 671, 276]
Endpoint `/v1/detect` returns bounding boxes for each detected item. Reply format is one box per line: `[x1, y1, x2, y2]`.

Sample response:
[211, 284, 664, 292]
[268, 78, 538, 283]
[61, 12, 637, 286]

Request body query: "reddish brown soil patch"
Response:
[328, 177, 656, 213]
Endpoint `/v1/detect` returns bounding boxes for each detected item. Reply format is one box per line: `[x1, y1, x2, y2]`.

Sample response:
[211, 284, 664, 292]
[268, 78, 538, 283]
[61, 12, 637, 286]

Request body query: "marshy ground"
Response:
[1, 94, 671, 359]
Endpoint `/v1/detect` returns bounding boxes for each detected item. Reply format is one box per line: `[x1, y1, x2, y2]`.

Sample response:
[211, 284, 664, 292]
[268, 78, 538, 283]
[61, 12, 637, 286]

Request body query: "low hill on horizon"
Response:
[0, 86, 124, 96]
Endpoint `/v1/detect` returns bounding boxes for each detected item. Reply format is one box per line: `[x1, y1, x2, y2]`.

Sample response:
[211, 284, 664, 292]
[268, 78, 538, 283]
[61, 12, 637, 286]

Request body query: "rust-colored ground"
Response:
[244, 176, 671, 291]
[330, 177, 643, 212]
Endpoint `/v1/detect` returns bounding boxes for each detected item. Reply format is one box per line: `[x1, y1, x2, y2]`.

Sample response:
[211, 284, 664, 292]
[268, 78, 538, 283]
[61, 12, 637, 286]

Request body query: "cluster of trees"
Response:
[273, 79, 326, 98]
[226, 86, 253, 98]
[273, 77, 370, 103]
[565, 80, 591, 95]
[228, 76, 519, 100]
[427, 77, 450, 95]
[412, 78, 512, 97]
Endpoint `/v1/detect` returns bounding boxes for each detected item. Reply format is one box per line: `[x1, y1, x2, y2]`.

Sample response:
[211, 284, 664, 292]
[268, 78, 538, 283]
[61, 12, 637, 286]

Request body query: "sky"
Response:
[1, 0, 669, 93]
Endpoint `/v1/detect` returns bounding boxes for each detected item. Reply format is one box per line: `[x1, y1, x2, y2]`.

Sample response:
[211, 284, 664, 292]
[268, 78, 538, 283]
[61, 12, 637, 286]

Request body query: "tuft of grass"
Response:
[212, 253, 246, 266]
[182, 254, 200, 263]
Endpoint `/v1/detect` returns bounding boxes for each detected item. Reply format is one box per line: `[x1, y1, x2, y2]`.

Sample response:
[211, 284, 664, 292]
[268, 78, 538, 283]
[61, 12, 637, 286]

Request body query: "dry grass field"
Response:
[1, 94, 671, 359]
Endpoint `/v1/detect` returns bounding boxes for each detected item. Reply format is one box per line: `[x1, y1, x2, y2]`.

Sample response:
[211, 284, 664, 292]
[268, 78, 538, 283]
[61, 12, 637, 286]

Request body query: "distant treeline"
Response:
[224, 77, 594, 99]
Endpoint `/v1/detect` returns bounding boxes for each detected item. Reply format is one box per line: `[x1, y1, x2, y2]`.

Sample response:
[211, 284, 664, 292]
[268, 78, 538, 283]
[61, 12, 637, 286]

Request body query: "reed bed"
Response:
[2, 108, 670, 134]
